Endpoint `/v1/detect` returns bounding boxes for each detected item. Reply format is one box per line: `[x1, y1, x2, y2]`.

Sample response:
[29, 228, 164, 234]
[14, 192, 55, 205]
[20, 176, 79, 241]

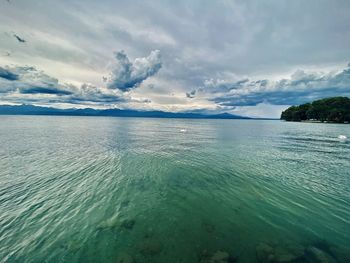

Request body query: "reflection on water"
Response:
[0, 116, 349, 262]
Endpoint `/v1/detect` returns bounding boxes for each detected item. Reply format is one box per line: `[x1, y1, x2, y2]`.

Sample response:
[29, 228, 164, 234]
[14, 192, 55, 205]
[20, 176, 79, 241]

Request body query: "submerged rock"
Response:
[202, 222, 216, 233]
[274, 246, 303, 263]
[120, 219, 135, 230]
[329, 246, 350, 263]
[273, 253, 299, 263]
[256, 242, 303, 263]
[97, 214, 120, 229]
[211, 250, 230, 263]
[256, 241, 342, 263]
[138, 238, 162, 256]
[116, 252, 134, 263]
[120, 200, 130, 208]
[199, 250, 236, 263]
[97, 215, 136, 231]
[256, 243, 274, 263]
[143, 227, 154, 238]
[304, 246, 337, 263]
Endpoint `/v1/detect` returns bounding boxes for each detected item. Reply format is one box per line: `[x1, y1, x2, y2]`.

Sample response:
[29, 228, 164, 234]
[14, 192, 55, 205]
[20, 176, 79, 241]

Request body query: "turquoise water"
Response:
[0, 116, 349, 263]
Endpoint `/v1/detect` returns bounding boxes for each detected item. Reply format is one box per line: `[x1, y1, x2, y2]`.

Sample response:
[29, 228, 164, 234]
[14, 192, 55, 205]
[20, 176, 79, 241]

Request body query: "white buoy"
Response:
[338, 135, 347, 140]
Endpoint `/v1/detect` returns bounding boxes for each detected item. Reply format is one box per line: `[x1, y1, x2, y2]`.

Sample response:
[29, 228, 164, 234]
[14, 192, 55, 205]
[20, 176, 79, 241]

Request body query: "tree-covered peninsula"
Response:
[281, 97, 350, 123]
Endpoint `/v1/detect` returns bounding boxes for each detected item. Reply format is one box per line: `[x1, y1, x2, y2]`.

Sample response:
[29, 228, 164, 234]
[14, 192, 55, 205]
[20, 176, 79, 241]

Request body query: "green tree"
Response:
[281, 97, 350, 123]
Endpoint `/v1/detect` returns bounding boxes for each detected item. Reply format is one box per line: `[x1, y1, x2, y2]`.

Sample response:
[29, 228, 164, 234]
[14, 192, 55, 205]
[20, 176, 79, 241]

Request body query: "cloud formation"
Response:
[186, 90, 196, 98]
[190, 63, 350, 107]
[0, 66, 124, 105]
[107, 50, 162, 92]
[0, 66, 19, 81]
[0, 66, 74, 95]
[67, 83, 125, 104]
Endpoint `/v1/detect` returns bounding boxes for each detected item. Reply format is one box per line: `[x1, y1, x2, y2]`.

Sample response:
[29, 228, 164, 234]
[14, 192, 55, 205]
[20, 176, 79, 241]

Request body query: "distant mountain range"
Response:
[0, 104, 252, 119]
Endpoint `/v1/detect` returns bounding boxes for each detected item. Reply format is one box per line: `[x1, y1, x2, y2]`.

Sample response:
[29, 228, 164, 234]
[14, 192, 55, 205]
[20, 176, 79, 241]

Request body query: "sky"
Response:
[0, 0, 350, 118]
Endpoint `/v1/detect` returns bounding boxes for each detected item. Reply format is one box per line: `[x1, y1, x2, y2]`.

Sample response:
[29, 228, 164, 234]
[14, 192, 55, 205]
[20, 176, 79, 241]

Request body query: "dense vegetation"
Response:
[281, 97, 350, 123]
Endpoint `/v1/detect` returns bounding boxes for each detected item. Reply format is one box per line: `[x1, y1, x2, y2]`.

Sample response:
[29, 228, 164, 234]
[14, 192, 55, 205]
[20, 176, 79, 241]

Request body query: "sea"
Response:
[0, 116, 349, 263]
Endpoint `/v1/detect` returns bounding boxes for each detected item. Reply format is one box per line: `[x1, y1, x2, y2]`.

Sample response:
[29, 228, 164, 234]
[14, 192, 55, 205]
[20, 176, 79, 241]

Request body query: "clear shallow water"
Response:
[0, 116, 349, 263]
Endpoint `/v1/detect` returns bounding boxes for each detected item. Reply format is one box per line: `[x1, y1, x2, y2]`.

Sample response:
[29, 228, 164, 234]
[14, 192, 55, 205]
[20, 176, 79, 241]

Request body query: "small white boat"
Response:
[338, 135, 347, 140]
[180, 129, 187, 133]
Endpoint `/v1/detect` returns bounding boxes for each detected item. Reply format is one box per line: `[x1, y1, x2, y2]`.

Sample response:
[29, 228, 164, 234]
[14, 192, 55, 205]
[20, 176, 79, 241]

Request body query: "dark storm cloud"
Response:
[107, 50, 162, 92]
[199, 63, 350, 106]
[67, 83, 126, 104]
[0, 66, 125, 105]
[19, 86, 74, 95]
[203, 78, 250, 93]
[0, 66, 76, 95]
[0, 67, 19, 81]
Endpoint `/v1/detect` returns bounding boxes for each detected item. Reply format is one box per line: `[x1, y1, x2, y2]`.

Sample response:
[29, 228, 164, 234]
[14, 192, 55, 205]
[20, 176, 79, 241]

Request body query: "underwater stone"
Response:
[273, 253, 298, 263]
[329, 246, 350, 263]
[256, 243, 274, 263]
[212, 250, 230, 263]
[120, 219, 135, 230]
[120, 200, 130, 208]
[273, 246, 303, 263]
[284, 243, 305, 259]
[256, 242, 305, 263]
[97, 216, 136, 231]
[116, 252, 134, 263]
[202, 222, 216, 233]
[97, 214, 120, 229]
[199, 250, 235, 263]
[305, 246, 337, 263]
[138, 238, 162, 256]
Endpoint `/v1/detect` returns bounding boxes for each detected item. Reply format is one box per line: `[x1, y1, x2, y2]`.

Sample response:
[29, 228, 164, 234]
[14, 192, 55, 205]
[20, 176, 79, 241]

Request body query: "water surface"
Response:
[0, 116, 349, 262]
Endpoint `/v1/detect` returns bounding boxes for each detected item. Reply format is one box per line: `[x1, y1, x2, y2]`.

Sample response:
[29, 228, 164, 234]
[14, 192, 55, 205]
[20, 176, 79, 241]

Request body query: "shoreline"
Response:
[281, 119, 349, 124]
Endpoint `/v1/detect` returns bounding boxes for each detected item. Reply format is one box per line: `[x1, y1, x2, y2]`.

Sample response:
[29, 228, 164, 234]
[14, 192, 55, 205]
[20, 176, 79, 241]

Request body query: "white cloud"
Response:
[0, 65, 125, 106]
[107, 50, 162, 91]
[190, 63, 350, 107]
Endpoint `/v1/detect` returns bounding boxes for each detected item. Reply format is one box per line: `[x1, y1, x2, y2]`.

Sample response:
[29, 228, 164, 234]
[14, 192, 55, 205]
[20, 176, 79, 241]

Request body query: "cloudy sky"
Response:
[0, 0, 349, 118]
